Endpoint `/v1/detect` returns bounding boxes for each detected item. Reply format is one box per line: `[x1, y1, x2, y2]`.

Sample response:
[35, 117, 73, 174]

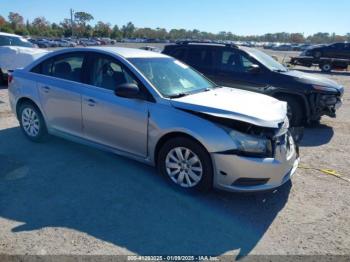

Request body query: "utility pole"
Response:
[70, 8, 75, 37]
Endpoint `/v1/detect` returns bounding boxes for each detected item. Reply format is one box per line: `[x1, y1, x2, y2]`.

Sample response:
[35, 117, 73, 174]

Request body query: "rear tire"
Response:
[157, 137, 213, 192]
[277, 95, 304, 126]
[320, 63, 332, 73]
[19, 102, 48, 142]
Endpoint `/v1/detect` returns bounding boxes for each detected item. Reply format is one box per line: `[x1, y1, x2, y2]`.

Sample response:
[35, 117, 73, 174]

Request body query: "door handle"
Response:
[86, 98, 96, 106]
[42, 86, 50, 93]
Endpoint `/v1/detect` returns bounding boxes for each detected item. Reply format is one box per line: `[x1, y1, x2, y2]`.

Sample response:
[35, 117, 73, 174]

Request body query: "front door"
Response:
[81, 53, 149, 157]
[212, 48, 268, 93]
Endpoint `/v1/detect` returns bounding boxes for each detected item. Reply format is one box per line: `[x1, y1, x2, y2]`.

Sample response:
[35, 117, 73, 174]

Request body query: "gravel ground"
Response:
[0, 47, 349, 260]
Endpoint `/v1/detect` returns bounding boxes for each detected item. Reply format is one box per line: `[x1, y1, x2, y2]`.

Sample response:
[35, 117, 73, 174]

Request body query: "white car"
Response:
[0, 32, 49, 84]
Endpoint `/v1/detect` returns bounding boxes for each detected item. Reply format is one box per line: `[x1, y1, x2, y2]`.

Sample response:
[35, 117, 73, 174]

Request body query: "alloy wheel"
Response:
[165, 147, 203, 188]
[21, 108, 40, 137]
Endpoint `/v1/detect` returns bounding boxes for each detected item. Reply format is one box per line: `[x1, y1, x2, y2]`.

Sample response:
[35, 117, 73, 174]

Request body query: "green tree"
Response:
[0, 16, 6, 31]
[74, 11, 94, 37]
[8, 12, 24, 30]
[93, 21, 112, 37]
[290, 33, 305, 43]
[111, 25, 122, 39]
[121, 22, 135, 38]
[60, 19, 73, 37]
[74, 11, 93, 26]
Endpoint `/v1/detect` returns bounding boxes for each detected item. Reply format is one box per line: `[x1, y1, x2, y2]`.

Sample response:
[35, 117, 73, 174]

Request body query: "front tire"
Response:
[19, 102, 48, 142]
[277, 95, 304, 126]
[157, 137, 213, 192]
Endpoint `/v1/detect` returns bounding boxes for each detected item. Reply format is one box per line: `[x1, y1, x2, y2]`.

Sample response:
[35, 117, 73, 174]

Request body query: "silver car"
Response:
[8, 47, 299, 192]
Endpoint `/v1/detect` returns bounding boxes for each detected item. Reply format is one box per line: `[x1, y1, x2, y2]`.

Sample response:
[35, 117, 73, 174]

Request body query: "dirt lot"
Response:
[0, 47, 349, 259]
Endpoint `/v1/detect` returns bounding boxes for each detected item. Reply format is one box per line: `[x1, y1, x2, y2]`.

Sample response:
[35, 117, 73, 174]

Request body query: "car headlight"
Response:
[227, 129, 272, 157]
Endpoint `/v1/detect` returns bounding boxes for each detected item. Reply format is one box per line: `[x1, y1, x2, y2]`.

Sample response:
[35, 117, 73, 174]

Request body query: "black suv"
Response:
[163, 42, 344, 126]
[302, 42, 350, 59]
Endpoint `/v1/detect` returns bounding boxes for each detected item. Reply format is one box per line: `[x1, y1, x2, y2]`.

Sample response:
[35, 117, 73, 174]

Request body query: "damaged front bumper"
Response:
[309, 88, 344, 120]
[212, 132, 299, 192]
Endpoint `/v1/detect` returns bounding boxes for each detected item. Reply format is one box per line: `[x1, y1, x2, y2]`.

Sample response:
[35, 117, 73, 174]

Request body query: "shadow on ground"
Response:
[0, 127, 292, 259]
[300, 124, 334, 147]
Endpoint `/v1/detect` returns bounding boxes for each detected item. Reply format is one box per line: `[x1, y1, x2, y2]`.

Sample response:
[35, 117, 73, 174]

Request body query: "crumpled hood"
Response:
[0, 46, 49, 71]
[170, 87, 287, 128]
[282, 70, 341, 90]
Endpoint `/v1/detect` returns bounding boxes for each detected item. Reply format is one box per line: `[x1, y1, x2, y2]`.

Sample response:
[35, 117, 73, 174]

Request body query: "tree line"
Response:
[0, 11, 349, 43]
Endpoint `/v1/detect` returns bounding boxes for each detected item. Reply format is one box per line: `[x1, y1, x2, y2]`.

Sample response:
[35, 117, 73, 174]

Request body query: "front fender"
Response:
[147, 103, 237, 164]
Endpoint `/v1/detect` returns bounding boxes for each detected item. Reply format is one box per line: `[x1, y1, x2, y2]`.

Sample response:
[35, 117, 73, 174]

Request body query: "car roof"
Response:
[166, 42, 240, 50]
[0, 32, 22, 38]
[24, 46, 169, 71]
[86, 46, 167, 58]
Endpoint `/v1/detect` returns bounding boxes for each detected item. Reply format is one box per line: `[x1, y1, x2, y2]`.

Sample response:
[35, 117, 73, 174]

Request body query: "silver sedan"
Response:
[8, 47, 299, 192]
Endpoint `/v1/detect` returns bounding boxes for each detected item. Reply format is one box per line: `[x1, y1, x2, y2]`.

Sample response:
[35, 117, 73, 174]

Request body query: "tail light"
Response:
[8, 70, 13, 84]
[8, 74, 13, 84]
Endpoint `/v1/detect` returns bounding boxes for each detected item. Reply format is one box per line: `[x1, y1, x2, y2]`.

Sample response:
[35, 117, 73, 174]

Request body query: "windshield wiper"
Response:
[168, 92, 190, 98]
[168, 87, 214, 99]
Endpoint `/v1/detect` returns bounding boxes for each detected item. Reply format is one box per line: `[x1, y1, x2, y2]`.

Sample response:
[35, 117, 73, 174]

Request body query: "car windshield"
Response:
[128, 57, 216, 97]
[0, 35, 33, 48]
[247, 48, 288, 72]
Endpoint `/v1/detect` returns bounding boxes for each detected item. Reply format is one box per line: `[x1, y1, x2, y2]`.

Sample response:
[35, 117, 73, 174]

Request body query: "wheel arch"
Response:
[153, 131, 210, 166]
[16, 97, 43, 120]
[272, 91, 310, 120]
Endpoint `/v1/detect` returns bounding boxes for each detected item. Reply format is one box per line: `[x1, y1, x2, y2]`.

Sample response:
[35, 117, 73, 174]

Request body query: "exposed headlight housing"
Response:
[227, 129, 272, 157]
[312, 85, 338, 93]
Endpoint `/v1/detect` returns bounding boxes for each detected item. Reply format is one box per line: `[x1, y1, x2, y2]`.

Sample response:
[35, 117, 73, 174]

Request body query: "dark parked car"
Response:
[163, 42, 344, 126]
[302, 42, 350, 59]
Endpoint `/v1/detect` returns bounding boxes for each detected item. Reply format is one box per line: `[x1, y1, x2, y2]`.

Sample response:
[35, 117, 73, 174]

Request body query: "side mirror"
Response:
[114, 83, 140, 99]
[247, 64, 260, 74]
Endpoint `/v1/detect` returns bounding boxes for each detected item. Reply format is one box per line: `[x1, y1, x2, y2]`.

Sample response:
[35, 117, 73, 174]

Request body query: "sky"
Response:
[0, 0, 349, 36]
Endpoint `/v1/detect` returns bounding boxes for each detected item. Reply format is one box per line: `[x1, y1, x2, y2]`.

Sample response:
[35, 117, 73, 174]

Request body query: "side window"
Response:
[51, 54, 84, 82]
[89, 55, 138, 91]
[241, 56, 254, 69]
[186, 47, 213, 69]
[34, 54, 85, 82]
[332, 43, 344, 50]
[0, 36, 11, 46]
[219, 50, 254, 73]
[219, 50, 241, 72]
[171, 48, 186, 61]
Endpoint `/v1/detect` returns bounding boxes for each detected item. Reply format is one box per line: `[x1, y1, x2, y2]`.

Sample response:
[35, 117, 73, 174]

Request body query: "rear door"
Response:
[36, 52, 86, 136]
[211, 48, 268, 92]
[184, 46, 216, 79]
